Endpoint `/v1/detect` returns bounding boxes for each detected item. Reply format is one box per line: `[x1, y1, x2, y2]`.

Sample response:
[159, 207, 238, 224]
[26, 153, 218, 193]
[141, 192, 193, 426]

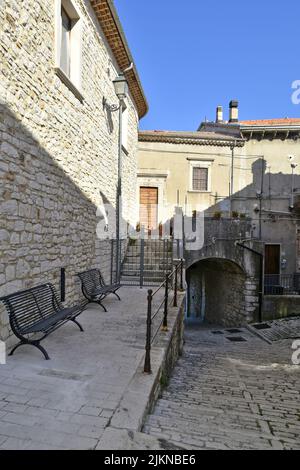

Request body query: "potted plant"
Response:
[213, 211, 222, 220]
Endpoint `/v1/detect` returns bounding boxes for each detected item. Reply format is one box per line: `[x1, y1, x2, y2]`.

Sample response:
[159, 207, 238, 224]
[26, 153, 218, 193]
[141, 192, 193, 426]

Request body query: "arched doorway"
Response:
[186, 257, 247, 326]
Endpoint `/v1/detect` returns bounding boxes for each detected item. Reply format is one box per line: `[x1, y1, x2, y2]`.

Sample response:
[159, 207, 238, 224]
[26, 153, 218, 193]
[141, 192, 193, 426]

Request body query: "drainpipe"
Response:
[259, 157, 265, 240]
[230, 142, 236, 214]
[290, 163, 297, 210]
[235, 242, 264, 323]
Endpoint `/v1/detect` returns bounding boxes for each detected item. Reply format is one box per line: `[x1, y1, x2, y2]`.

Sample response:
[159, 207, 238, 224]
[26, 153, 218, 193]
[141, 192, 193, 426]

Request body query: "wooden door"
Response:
[265, 244, 280, 275]
[139, 187, 158, 233]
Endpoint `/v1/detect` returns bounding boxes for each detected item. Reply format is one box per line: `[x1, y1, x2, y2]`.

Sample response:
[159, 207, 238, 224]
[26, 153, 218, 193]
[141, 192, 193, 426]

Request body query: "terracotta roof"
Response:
[91, 0, 148, 118]
[240, 118, 300, 126]
[139, 130, 245, 147]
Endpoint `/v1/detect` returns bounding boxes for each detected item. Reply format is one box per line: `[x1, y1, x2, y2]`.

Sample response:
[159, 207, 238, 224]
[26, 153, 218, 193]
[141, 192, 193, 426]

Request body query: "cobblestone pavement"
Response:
[0, 287, 164, 450]
[143, 323, 300, 450]
[247, 316, 300, 343]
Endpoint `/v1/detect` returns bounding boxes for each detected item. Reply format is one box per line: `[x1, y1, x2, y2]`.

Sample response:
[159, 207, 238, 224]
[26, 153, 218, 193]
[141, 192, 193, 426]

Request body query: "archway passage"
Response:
[186, 258, 247, 327]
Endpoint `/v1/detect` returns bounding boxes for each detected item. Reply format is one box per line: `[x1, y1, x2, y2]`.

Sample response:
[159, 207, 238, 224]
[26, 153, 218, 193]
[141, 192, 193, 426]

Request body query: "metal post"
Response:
[140, 237, 145, 288]
[163, 239, 166, 274]
[258, 254, 264, 323]
[173, 264, 178, 307]
[162, 273, 169, 330]
[291, 163, 297, 209]
[230, 144, 235, 214]
[144, 289, 153, 374]
[180, 259, 184, 291]
[110, 240, 114, 285]
[259, 157, 265, 240]
[115, 103, 123, 284]
[60, 268, 66, 303]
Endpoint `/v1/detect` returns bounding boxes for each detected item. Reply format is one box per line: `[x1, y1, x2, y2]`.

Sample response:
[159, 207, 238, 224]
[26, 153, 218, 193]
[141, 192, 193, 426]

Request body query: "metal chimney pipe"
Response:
[229, 100, 239, 123]
[216, 106, 223, 123]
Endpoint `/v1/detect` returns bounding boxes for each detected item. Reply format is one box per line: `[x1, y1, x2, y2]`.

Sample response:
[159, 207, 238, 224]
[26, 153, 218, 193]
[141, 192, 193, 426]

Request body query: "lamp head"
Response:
[113, 74, 128, 101]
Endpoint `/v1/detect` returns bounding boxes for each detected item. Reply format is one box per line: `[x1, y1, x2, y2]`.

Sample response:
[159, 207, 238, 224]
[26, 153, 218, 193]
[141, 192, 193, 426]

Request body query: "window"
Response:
[54, 0, 83, 101]
[60, 7, 72, 77]
[192, 167, 208, 191]
[189, 160, 212, 192]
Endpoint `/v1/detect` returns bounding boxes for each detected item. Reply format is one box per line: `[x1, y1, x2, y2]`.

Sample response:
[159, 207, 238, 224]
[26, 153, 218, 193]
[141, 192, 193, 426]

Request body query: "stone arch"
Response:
[186, 256, 257, 326]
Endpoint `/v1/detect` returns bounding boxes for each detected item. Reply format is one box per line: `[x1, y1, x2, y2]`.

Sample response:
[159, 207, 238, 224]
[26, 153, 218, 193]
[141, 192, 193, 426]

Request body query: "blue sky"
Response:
[114, 0, 300, 131]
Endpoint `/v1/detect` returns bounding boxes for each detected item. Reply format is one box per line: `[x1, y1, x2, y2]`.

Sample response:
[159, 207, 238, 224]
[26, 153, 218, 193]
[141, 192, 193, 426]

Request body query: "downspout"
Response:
[235, 242, 264, 323]
[259, 157, 265, 240]
[230, 141, 236, 214]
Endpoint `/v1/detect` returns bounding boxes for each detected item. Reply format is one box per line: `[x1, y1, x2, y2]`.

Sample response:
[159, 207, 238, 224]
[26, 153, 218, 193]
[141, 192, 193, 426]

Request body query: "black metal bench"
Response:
[77, 269, 121, 312]
[0, 283, 84, 360]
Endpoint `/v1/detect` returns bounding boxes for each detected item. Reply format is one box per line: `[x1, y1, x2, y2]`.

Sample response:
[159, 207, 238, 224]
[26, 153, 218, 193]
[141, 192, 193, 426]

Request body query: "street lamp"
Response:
[103, 73, 129, 283]
[113, 74, 128, 101]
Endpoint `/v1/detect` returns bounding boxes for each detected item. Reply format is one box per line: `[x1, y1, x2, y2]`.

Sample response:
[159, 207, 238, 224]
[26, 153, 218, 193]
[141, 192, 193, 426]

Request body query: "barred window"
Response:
[192, 167, 208, 191]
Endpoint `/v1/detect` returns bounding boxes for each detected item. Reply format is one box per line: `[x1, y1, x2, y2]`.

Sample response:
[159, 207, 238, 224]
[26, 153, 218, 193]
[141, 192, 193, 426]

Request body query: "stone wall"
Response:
[187, 259, 260, 326]
[263, 296, 300, 321]
[0, 0, 139, 345]
[185, 238, 261, 325]
[144, 294, 185, 421]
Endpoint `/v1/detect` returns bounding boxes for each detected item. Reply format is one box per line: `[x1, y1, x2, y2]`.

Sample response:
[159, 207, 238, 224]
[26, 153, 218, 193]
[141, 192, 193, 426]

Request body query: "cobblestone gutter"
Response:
[97, 294, 185, 449]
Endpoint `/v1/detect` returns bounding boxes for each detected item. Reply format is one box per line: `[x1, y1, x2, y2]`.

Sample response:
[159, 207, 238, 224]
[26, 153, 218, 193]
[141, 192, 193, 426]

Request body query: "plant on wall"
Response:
[213, 211, 222, 220]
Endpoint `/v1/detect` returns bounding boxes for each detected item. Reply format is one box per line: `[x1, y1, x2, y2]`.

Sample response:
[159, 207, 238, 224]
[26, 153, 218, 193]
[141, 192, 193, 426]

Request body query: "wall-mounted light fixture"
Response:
[103, 73, 128, 112]
[103, 72, 129, 283]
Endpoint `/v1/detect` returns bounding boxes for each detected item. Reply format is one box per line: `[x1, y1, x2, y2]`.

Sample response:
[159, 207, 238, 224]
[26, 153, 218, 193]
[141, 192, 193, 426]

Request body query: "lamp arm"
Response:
[102, 97, 121, 112]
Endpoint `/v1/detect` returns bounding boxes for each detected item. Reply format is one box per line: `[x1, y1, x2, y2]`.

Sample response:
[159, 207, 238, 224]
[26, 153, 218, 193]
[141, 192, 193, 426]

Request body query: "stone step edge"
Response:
[96, 294, 186, 450]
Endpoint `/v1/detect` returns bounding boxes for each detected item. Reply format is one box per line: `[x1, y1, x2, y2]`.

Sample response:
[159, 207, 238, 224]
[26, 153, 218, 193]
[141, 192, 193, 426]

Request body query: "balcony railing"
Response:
[264, 274, 300, 295]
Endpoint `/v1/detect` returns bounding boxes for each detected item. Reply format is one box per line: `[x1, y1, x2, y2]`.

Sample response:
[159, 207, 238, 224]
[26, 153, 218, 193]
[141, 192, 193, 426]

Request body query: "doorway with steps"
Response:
[120, 238, 174, 286]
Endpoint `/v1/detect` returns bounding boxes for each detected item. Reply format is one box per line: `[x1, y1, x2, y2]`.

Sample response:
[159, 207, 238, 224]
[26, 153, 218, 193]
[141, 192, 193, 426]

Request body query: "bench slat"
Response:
[0, 283, 84, 359]
[77, 269, 121, 312]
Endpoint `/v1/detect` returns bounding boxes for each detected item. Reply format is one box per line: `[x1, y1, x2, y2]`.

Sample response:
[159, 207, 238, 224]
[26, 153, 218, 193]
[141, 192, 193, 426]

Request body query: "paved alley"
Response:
[143, 323, 300, 450]
[0, 287, 166, 450]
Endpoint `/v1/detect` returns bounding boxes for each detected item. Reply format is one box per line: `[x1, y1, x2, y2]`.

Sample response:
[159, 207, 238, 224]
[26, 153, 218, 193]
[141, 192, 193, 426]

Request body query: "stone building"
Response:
[138, 102, 300, 325]
[0, 0, 148, 345]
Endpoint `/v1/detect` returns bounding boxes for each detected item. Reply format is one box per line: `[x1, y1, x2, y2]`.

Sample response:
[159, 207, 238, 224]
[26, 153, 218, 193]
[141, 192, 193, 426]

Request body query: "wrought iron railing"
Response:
[264, 274, 300, 295]
[144, 259, 184, 374]
[120, 238, 173, 287]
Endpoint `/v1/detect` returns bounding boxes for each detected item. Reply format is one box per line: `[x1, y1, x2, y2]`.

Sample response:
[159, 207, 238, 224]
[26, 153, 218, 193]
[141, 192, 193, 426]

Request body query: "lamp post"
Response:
[103, 73, 128, 282]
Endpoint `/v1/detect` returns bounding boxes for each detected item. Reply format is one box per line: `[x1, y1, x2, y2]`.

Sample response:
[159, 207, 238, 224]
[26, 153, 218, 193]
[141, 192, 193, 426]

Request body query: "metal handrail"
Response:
[144, 259, 184, 373]
[264, 273, 300, 295]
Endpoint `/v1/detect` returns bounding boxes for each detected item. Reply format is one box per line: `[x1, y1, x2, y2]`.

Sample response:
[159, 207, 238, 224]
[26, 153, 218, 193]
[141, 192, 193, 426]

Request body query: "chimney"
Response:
[229, 100, 239, 123]
[216, 106, 223, 123]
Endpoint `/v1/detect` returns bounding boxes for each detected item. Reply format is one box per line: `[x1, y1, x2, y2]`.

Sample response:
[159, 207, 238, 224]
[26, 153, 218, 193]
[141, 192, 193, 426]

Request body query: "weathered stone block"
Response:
[0, 230, 10, 242]
[16, 259, 31, 278]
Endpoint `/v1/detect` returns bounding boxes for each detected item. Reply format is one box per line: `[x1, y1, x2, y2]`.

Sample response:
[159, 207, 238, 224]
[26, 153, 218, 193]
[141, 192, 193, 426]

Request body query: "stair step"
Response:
[122, 238, 174, 287]
[123, 265, 170, 268]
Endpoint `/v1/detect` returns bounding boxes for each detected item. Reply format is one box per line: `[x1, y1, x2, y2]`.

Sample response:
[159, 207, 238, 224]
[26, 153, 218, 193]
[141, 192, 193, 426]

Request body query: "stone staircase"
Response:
[121, 239, 173, 285]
